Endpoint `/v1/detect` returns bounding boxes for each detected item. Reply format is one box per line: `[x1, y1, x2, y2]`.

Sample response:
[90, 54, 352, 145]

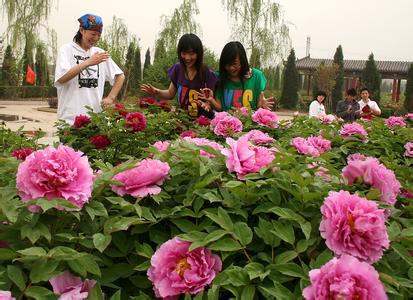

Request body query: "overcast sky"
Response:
[2, 0, 413, 62]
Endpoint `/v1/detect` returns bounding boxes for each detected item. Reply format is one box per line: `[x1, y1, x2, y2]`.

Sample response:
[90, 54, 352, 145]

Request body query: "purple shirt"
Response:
[168, 63, 218, 118]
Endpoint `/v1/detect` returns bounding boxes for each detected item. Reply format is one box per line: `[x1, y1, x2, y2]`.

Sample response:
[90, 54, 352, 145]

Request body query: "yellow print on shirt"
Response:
[188, 89, 199, 117]
[242, 89, 253, 109]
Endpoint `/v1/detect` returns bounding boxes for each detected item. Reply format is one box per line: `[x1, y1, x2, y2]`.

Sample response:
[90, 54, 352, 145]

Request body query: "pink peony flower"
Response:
[73, 115, 91, 129]
[11, 148, 33, 161]
[320, 190, 389, 263]
[404, 142, 413, 157]
[307, 163, 332, 181]
[251, 108, 279, 128]
[243, 130, 275, 145]
[307, 136, 331, 154]
[339, 122, 368, 142]
[221, 135, 274, 179]
[125, 112, 147, 132]
[293, 111, 299, 117]
[347, 153, 367, 162]
[89, 134, 111, 149]
[319, 114, 335, 124]
[49, 271, 96, 300]
[153, 141, 170, 152]
[406, 113, 413, 120]
[302, 255, 387, 300]
[0, 291, 15, 300]
[342, 156, 401, 205]
[111, 158, 170, 198]
[16, 145, 94, 210]
[291, 136, 331, 157]
[183, 137, 224, 158]
[147, 237, 222, 299]
[213, 115, 243, 137]
[194, 115, 211, 126]
[210, 111, 230, 127]
[385, 116, 406, 128]
[239, 107, 249, 116]
[401, 189, 413, 199]
[159, 100, 171, 112]
[180, 130, 197, 138]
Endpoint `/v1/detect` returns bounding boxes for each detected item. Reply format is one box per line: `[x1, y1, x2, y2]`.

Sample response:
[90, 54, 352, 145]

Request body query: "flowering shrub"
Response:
[125, 112, 147, 132]
[385, 116, 406, 128]
[339, 122, 368, 142]
[1, 104, 413, 299]
[11, 148, 33, 161]
[73, 114, 91, 129]
[251, 108, 279, 128]
[49, 271, 95, 299]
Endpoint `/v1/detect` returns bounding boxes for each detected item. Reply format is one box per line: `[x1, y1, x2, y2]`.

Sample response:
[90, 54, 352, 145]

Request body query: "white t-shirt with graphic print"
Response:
[54, 42, 123, 124]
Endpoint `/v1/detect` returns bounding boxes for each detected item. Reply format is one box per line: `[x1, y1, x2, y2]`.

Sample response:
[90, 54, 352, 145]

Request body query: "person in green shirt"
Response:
[205, 41, 274, 112]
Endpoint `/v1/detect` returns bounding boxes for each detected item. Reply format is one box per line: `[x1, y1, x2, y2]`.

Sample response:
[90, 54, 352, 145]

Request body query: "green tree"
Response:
[404, 64, 413, 112]
[249, 46, 261, 68]
[132, 45, 142, 92]
[280, 49, 299, 109]
[1, 45, 18, 86]
[143, 48, 151, 79]
[313, 62, 339, 113]
[153, 38, 167, 64]
[35, 43, 49, 86]
[143, 48, 176, 89]
[332, 45, 344, 110]
[222, 0, 290, 66]
[361, 53, 381, 103]
[120, 41, 136, 98]
[274, 64, 281, 90]
[203, 48, 219, 71]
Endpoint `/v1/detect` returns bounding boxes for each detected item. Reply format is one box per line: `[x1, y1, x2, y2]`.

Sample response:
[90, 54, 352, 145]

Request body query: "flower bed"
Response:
[0, 101, 413, 299]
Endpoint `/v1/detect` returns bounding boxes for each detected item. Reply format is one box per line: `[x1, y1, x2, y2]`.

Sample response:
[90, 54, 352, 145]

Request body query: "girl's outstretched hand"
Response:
[141, 83, 159, 96]
[258, 92, 275, 110]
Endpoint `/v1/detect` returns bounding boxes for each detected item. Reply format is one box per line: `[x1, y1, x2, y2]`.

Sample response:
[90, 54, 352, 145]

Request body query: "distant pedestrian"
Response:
[336, 88, 361, 122]
[54, 13, 125, 124]
[309, 91, 327, 118]
[358, 88, 381, 120]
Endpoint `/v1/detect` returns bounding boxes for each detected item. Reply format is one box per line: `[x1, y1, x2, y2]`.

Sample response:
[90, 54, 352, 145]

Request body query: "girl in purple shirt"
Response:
[141, 34, 219, 118]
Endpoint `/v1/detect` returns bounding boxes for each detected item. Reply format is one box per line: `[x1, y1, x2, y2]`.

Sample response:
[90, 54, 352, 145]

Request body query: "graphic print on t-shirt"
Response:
[223, 89, 253, 110]
[74, 55, 99, 88]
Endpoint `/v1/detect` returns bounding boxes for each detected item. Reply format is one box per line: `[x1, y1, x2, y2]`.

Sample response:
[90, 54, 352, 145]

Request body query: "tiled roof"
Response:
[296, 56, 412, 74]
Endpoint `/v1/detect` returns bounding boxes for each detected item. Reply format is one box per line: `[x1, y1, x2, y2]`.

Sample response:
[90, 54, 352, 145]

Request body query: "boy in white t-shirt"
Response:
[358, 88, 381, 120]
[54, 13, 125, 124]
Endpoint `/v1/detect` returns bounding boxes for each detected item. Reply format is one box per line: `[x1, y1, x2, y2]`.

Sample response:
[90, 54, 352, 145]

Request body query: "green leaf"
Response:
[241, 285, 256, 300]
[391, 244, 413, 266]
[258, 282, 294, 300]
[17, 247, 47, 257]
[208, 238, 242, 252]
[233, 222, 253, 246]
[388, 221, 401, 241]
[110, 290, 122, 300]
[223, 267, 249, 286]
[254, 218, 280, 247]
[93, 233, 112, 253]
[244, 262, 270, 281]
[136, 243, 153, 258]
[133, 261, 150, 271]
[7, 265, 26, 291]
[30, 259, 59, 283]
[170, 219, 197, 233]
[87, 282, 104, 300]
[274, 250, 298, 264]
[21, 223, 51, 244]
[24, 286, 57, 299]
[86, 201, 108, 221]
[274, 263, 306, 279]
[0, 248, 18, 260]
[204, 207, 234, 232]
[48, 246, 81, 260]
[270, 222, 295, 245]
[104, 216, 146, 234]
[224, 181, 244, 188]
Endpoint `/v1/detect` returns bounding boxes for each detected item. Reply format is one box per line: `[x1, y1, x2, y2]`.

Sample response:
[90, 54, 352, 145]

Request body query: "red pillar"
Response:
[396, 79, 401, 102]
[351, 77, 357, 88]
[307, 74, 311, 96]
[392, 78, 397, 101]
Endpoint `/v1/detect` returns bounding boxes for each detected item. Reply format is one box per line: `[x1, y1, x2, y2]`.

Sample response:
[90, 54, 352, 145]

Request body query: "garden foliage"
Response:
[0, 101, 413, 299]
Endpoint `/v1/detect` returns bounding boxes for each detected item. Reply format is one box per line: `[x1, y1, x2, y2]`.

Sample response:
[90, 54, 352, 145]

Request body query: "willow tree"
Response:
[1, 0, 55, 50]
[222, 0, 290, 66]
[97, 16, 135, 67]
[156, 0, 200, 53]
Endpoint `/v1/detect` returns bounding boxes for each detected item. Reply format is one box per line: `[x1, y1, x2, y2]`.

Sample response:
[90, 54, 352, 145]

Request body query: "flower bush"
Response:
[1, 102, 413, 299]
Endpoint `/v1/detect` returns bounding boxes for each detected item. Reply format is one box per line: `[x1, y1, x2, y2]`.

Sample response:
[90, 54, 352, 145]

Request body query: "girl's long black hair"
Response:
[73, 30, 82, 44]
[218, 41, 250, 91]
[177, 33, 207, 83]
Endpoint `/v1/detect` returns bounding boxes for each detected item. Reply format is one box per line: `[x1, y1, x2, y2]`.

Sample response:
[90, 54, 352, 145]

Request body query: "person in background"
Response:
[209, 41, 273, 112]
[141, 33, 219, 118]
[55, 13, 125, 125]
[309, 91, 327, 118]
[358, 87, 381, 120]
[336, 88, 360, 122]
